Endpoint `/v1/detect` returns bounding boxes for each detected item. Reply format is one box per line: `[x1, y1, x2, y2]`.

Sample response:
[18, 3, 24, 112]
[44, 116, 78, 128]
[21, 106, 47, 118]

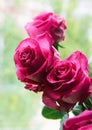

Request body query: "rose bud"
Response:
[25, 12, 66, 44]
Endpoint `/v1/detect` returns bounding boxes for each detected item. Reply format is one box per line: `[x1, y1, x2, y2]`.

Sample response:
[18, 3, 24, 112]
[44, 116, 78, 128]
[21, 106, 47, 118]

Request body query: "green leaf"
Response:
[72, 96, 92, 116]
[53, 42, 59, 50]
[58, 44, 65, 48]
[42, 106, 67, 120]
[59, 113, 69, 130]
[83, 95, 92, 109]
[72, 104, 84, 116]
[88, 63, 92, 77]
[53, 42, 65, 50]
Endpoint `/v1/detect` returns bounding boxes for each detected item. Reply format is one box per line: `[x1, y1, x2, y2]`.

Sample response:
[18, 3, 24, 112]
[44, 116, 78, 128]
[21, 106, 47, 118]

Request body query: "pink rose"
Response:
[42, 51, 92, 111]
[14, 33, 59, 92]
[25, 12, 66, 44]
[63, 110, 92, 130]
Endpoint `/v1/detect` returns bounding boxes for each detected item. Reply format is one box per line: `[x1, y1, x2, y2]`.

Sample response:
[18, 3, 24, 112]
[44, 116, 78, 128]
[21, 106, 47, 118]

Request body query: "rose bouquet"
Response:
[14, 12, 92, 130]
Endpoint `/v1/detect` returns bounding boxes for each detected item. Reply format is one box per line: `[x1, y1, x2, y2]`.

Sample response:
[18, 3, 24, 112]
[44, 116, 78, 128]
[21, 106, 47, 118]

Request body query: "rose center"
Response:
[20, 48, 35, 66]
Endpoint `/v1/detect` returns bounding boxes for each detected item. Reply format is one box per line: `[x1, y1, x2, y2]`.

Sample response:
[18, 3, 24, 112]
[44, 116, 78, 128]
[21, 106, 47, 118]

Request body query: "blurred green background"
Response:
[0, 0, 92, 129]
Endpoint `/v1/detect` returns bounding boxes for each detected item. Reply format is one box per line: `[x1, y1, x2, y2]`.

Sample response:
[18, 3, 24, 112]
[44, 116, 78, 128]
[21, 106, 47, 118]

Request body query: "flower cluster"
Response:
[14, 12, 92, 113]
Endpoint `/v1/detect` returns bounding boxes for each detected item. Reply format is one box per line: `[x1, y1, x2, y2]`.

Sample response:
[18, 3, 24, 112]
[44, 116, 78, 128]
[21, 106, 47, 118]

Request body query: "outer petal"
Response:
[33, 12, 53, 20]
[66, 51, 89, 75]
[78, 124, 92, 130]
[42, 93, 59, 110]
[63, 110, 92, 130]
